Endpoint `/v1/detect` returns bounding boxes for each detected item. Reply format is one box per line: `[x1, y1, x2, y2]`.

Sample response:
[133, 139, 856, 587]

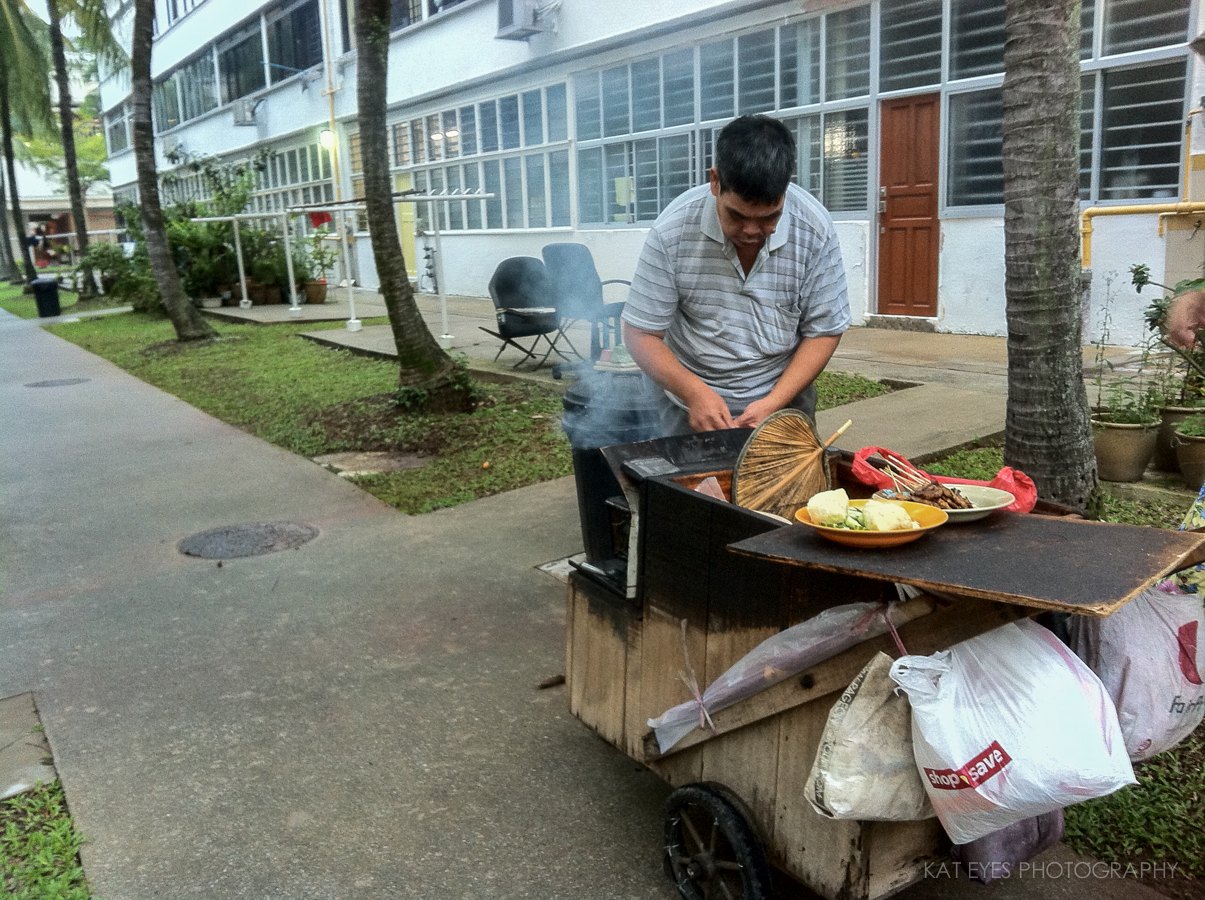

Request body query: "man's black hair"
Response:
[714, 115, 795, 205]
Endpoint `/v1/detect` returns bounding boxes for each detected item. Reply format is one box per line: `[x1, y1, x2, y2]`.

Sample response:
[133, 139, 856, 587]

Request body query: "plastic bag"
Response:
[1068, 587, 1205, 761]
[648, 602, 898, 753]
[807, 651, 934, 821]
[890, 618, 1134, 845]
[850, 446, 1037, 513]
[950, 810, 1065, 884]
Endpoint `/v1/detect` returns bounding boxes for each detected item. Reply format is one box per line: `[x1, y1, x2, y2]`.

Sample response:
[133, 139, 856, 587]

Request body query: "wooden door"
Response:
[878, 94, 940, 318]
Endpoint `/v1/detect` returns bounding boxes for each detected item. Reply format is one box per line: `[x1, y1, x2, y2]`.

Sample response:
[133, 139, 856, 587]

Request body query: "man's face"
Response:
[709, 168, 784, 251]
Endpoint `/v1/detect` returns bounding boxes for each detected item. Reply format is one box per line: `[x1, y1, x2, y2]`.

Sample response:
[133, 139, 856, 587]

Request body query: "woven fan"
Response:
[732, 410, 852, 520]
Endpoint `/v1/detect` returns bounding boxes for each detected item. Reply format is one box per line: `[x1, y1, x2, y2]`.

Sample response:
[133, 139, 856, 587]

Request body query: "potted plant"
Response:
[1174, 414, 1205, 490]
[249, 239, 288, 304]
[305, 228, 339, 303]
[1092, 378, 1161, 482]
[1133, 264, 1205, 471]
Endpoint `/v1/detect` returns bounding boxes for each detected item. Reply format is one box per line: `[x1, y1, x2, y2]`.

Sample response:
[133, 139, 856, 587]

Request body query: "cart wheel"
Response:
[662, 783, 772, 900]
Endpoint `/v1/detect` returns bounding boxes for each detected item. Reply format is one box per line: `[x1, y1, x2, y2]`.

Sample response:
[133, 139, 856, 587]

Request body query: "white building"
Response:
[100, 0, 1203, 345]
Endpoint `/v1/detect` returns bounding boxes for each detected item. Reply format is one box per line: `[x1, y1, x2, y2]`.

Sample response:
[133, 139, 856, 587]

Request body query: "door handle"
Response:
[878, 200, 887, 214]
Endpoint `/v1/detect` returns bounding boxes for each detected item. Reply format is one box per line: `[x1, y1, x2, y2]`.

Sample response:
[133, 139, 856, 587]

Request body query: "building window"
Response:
[1099, 60, 1186, 200]
[950, 0, 1005, 81]
[880, 0, 942, 93]
[153, 52, 218, 133]
[787, 111, 868, 212]
[104, 103, 130, 153]
[153, 78, 181, 133]
[738, 29, 777, 115]
[825, 6, 870, 101]
[947, 88, 1004, 206]
[165, 0, 203, 26]
[779, 19, 820, 109]
[218, 23, 266, 104]
[1103, 0, 1189, 56]
[390, 0, 422, 30]
[267, 0, 323, 84]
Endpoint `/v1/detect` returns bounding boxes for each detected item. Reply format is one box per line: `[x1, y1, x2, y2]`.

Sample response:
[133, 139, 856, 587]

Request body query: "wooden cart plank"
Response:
[729, 514, 1205, 616]
[622, 615, 645, 760]
[700, 717, 783, 855]
[867, 818, 948, 898]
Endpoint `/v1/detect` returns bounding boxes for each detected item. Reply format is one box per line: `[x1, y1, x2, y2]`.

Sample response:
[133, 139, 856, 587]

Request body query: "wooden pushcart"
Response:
[564, 439, 1205, 900]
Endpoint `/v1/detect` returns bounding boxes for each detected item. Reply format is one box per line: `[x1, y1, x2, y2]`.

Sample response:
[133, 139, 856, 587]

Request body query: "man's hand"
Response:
[733, 397, 780, 429]
[1166, 290, 1205, 349]
[684, 385, 735, 432]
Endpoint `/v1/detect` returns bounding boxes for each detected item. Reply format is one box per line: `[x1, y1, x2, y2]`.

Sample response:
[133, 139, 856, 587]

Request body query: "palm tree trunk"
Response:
[0, 66, 36, 282]
[0, 157, 17, 282]
[355, 0, 463, 400]
[1002, 0, 1097, 510]
[130, 0, 214, 341]
[47, 0, 95, 297]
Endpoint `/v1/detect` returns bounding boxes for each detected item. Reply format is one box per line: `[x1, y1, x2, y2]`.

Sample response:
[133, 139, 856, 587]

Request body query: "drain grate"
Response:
[25, 378, 90, 388]
[178, 522, 318, 559]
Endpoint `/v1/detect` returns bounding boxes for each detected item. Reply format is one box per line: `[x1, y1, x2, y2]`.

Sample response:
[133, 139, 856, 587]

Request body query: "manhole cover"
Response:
[25, 378, 90, 388]
[178, 522, 318, 559]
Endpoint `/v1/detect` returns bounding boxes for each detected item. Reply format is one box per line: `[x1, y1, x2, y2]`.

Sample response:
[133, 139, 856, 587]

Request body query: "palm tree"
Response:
[1001, 0, 1097, 510]
[0, 0, 53, 281]
[0, 150, 18, 282]
[130, 0, 214, 340]
[46, 0, 124, 297]
[355, 0, 468, 407]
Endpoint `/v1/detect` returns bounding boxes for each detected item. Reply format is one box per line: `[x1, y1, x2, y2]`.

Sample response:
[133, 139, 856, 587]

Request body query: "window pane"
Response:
[479, 101, 499, 153]
[663, 48, 695, 126]
[446, 166, 464, 229]
[1080, 74, 1094, 199]
[632, 58, 661, 132]
[549, 149, 570, 226]
[428, 168, 446, 230]
[948, 88, 1003, 205]
[499, 95, 521, 149]
[738, 29, 776, 115]
[299, 145, 311, 181]
[658, 133, 693, 213]
[427, 113, 443, 161]
[602, 65, 631, 137]
[503, 155, 524, 226]
[950, 0, 1005, 80]
[390, 0, 422, 30]
[825, 6, 870, 100]
[1104, 0, 1188, 56]
[525, 154, 546, 227]
[780, 19, 820, 109]
[522, 89, 543, 145]
[822, 108, 868, 211]
[286, 149, 299, 183]
[546, 83, 568, 141]
[178, 53, 217, 121]
[463, 163, 482, 228]
[1081, 0, 1095, 59]
[791, 114, 822, 194]
[459, 105, 477, 155]
[267, 0, 322, 84]
[634, 139, 658, 221]
[1100, 61, 1185, 200]
[700, 39, 734, 121]
[880, 0, 942, 92]
[153, 78, 180, 132]
[577, 147, 604, 224]
[575, 73, 602, 141]
[411, 118, 427, 163]
[483, 159, 503, 227]
[443, 110, 460, 157]
[605, 143, 630, 222]
[218, 25, 265, 103]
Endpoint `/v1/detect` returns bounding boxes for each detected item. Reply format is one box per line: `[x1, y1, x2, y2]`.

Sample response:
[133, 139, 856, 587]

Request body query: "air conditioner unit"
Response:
[232, 98, 258, 126]
[496, 0, 542, 40]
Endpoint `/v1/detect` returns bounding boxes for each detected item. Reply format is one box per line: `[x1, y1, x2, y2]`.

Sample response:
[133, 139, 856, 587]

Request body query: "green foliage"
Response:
[1177, 414, 1205, 438]
[17, 93, 109, 196]
[1093, 380, 1161, 425]
[307, 229, 339, 282]
[0, 782, 92, 900]
[814, 371, 891, 409]
[924, 445, 1005, 482]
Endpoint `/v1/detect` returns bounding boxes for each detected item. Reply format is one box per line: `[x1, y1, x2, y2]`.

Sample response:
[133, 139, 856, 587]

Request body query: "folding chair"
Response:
[542, 243, 631, 379]
[481, 257, 578, 369]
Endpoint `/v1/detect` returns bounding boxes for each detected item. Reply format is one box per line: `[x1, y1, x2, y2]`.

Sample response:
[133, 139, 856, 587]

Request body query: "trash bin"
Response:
[30, 277, 60, 318]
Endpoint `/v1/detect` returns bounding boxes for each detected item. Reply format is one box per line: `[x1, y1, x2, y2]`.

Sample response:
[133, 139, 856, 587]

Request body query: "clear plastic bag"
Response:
[890, 618, 1135, 845]
[1068, 586, 1205, 761]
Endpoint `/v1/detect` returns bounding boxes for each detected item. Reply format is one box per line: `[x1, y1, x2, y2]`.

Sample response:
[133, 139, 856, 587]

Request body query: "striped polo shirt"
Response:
[622, 182, 850, 411]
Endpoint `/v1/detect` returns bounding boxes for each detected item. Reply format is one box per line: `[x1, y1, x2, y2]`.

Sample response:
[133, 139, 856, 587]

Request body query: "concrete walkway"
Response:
[0, 306, 1174, 900]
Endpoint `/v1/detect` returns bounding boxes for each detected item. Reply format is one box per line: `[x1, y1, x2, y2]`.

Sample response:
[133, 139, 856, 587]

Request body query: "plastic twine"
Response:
[676, 618, 717, 734]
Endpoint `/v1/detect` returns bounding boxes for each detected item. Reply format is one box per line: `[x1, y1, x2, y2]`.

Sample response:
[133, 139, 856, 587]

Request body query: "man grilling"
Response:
[621, 114, 851, 436]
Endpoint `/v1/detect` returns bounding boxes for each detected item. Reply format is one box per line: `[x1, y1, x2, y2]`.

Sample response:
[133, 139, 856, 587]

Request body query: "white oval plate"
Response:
[873, 484, 1015, 523]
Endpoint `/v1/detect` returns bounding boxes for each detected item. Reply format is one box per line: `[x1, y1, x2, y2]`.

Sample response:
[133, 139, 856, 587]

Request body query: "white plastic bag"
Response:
[1068, 587, 1205, 761]
[648, 602, 897, 752]
[807, 651, 934, 821]
[890, 618, 1135, 845]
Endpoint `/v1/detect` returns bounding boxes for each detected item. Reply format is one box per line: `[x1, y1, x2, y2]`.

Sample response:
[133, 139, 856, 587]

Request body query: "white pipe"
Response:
[233, 219, 250, 310]
[339, 208, 359, 331]
[281, 212, 300, 317]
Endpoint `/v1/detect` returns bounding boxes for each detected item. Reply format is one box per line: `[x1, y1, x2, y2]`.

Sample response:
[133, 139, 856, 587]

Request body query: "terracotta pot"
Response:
[1174, 431, 1205, 491]
[1092, 418, 1159, 482]
[262, 285, 282, 304]
[1155, 406, 1203, 472]
[305, 281, 327, 304]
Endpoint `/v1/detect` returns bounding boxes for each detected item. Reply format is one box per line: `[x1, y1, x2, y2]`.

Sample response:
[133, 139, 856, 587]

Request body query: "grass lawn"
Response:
[0, 782, 90, 900]
[0, 279, 79, 319]
[931, 443, 1204, 897]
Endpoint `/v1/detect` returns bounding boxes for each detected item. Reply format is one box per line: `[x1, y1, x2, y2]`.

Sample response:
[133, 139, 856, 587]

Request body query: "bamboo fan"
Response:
[732, 410, 851, 520]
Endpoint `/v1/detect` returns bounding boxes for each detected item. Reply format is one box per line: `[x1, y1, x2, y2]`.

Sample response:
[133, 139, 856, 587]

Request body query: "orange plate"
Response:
[794, 499, 949, 548]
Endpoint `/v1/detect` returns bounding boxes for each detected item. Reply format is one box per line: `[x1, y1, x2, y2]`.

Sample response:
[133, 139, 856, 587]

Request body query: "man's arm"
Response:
[733, 334, 842, 428]
[622, 321, 735, 431]
[1166, 290, 1205, 349]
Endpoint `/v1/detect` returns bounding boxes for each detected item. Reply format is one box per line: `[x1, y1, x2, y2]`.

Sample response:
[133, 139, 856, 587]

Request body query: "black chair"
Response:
[542, 243, 631, 378]
[481, 257, 576, 369]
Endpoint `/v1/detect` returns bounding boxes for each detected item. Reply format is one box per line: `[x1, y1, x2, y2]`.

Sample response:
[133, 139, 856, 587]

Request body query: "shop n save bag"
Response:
[889, 619, 1134, 845]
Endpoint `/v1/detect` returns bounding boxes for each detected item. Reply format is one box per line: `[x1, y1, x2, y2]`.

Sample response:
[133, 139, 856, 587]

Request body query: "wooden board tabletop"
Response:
[728, 512, 1205, 616]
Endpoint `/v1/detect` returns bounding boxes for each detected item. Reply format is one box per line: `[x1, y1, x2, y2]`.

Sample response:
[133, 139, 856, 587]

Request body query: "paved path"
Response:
[0, 306, 1171, 900]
